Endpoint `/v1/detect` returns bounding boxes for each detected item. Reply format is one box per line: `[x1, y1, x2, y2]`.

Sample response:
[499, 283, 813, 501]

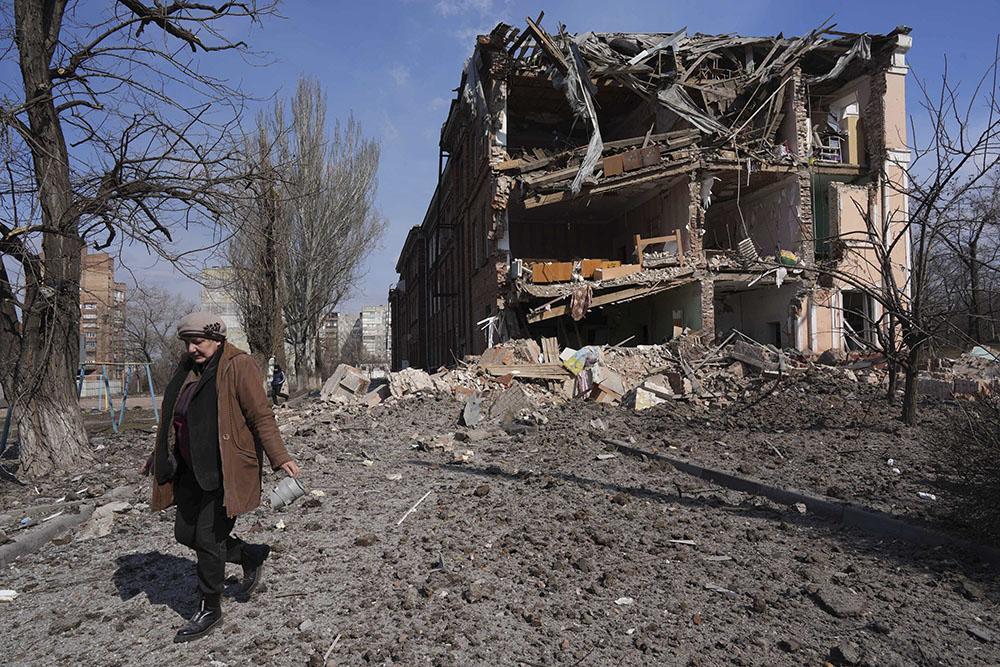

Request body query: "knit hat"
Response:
[176, 311, 227, 341]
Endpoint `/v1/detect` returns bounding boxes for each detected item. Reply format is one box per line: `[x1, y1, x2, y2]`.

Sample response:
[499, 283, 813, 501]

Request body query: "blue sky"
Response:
[46, 1, 1000, 309]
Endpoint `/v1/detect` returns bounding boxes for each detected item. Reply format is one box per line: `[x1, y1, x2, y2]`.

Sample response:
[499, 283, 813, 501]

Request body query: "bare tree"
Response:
[226, 78, 384, 388]
[122, 284, 194, 389]
[805, 57, 1000, 424]
[0, 1, 276, 477]
[227, 116, 288, 373]
[932, 170, 1000, 344]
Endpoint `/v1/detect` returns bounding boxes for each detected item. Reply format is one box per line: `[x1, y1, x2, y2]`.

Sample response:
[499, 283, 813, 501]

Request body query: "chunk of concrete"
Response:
[389, 368, 435, 398]
[362, 383, 390, 407]
[461, 396, 483, 427]
[321, 364, 369, 402]
[634, 387, 667, 411]
[489, 385, 531, 420]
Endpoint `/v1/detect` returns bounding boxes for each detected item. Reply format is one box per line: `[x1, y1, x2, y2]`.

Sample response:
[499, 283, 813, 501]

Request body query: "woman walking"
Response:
[144, 312, 301, 642]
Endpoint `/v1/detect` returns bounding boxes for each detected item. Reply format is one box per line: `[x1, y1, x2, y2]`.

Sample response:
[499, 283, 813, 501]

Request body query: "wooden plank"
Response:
[482, 364, 572, 379]
[507, 26, 529, 55]
[525, 16, 568, 73]
[541, 337, 559, 364]
[521, 164, 580, 186]
[523, 191, 571, 209]
[579, 259, 619, 278]
[521, 162, 696, 209]
[529, 284, 679, 323]
[494, 158, 527, 171]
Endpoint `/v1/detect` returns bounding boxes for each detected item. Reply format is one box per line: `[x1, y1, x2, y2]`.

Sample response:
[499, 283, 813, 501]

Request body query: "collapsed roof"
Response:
[469, 16, 909, 203]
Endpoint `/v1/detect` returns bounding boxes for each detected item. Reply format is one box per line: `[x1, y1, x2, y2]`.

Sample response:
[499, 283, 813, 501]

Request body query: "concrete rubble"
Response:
[323, 333, 997, 421]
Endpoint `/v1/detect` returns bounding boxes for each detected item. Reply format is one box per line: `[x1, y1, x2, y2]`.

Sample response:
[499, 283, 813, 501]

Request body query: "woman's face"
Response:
[184, 337, 221, 364]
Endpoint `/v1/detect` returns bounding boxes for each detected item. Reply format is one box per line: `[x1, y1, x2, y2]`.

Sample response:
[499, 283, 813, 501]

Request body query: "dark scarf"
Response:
[155, 346, 223, 491]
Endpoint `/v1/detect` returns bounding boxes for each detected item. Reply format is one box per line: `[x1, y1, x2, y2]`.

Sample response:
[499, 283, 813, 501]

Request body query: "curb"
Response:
[605, 438, 1000, 567]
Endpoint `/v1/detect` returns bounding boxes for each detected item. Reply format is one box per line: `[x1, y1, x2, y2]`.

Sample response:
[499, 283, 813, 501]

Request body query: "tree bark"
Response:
[11, 0, 92, 476]
[968, 239, 983, 343]
[900, 347, 920, 426]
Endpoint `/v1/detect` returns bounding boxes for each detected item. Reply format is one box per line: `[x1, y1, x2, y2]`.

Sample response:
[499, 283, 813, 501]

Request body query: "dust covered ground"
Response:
[1, 381, 999, 666]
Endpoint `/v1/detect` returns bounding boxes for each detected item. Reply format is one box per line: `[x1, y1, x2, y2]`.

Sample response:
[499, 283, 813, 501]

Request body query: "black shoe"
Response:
[239, 544, 271, 601]
[174, 597, 222, 643]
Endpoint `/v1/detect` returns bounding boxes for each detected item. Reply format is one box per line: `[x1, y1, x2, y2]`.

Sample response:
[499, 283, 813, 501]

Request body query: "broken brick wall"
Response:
[423, 57, 513, 365]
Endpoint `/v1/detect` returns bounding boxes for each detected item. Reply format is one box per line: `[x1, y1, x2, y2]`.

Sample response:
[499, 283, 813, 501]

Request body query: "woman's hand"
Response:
[280, 460, 301, 477]
[140, 454, 153, 476]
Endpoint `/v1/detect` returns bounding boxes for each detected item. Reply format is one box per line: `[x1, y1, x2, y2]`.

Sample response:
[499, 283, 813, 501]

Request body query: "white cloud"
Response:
[388, 64, 411, 86]
[429, 96, 450, 110]
[435, 0, 492, 17]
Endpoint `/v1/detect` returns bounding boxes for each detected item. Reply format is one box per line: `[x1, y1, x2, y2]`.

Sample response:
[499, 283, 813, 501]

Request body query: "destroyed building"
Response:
[389, 16, 912, 370]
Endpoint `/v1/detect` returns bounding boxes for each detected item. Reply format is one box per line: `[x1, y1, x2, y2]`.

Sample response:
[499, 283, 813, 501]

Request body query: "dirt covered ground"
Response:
[1, 380, 998, 666]
[614, 368, 996, 544]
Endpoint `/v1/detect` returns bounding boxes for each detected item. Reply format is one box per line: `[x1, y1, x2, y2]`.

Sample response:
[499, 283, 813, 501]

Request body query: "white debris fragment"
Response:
[0, 589, 17, 602]
[917, 492, 937, 501]
[310, 490, 326, 497]
[77, 501, 132, 541]
[275, 519, 286, 530]
[450, 449, 474, 464]
[615, 597, 634, 606]
[794, 503, 807, 514]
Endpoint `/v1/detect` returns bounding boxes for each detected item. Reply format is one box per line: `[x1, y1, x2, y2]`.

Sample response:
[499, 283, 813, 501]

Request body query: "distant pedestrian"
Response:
[142, 312, 301, 642]
[271, 364, 288, 406]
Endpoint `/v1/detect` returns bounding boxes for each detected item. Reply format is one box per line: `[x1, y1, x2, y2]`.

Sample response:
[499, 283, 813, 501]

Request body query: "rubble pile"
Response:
[916, 345, 1000, 400]
[320, 332, 999, 421]
[318, 332, 839, 415]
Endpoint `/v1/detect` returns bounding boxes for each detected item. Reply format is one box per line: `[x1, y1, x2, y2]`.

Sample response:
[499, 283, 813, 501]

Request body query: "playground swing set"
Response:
[77, 361, 159, 433]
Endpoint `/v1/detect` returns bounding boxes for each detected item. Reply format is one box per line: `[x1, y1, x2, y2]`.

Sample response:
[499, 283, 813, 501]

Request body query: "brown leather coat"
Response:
[151, 343, 291, 517]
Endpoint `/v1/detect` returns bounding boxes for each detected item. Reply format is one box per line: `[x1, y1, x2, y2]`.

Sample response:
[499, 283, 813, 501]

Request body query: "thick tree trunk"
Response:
[12, 0, 92, 476]
[16, 382, 91, 477]
[900, 347, 920, 426]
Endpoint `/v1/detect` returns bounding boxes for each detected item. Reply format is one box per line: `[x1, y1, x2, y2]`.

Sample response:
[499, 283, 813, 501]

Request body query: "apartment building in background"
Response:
[199, 267, 249, 351]
[324, 306, 393, 368]
[79, 248, 126, 366]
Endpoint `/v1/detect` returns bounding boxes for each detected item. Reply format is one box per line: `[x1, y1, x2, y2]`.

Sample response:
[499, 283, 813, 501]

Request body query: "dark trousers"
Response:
[173, 469, 246, 599]
[271, 384, 288, 405]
